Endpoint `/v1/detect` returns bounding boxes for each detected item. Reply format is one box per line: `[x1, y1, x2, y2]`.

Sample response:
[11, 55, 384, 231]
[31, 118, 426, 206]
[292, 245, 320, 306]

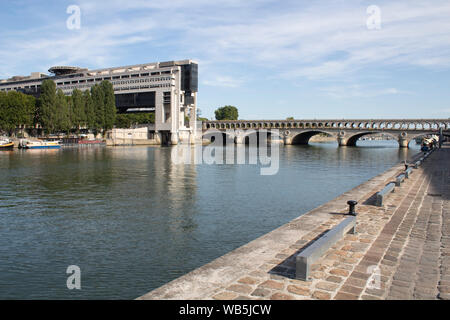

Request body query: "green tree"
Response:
[83, 90, 95, 131]
[39, 79, 57, 133]
[55, 89, 71, 134]
[91, 84, 105, 133]
[114, 113, 155, 128]
[72, 89, 86, 132]
[214, 105, 238, 120]
[101, 81, 116, 131]
[0, 91, 36, 135]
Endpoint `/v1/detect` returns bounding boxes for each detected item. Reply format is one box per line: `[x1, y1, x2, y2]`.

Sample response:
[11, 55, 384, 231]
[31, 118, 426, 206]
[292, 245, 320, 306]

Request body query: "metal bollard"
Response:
[347, 200, 358, 216]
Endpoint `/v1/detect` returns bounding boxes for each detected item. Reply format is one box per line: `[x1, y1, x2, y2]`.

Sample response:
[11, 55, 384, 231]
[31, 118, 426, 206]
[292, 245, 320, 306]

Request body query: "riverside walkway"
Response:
[138, 144, 450, 300]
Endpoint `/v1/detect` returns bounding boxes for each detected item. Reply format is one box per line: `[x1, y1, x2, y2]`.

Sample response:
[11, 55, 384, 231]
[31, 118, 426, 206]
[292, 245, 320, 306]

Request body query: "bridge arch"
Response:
[345, 131, 398, 147]
[406, 132, 444, 147]
[290, 130, 334, 145]
[202, 130, 234, 145]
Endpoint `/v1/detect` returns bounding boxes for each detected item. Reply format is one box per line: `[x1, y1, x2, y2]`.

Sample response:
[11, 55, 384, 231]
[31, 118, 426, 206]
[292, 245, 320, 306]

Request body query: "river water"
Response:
[0, 140, 419, 299]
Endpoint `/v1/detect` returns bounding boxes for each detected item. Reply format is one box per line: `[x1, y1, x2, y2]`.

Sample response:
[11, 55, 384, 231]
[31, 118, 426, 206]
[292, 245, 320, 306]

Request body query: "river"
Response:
[0, 140, 419, 299]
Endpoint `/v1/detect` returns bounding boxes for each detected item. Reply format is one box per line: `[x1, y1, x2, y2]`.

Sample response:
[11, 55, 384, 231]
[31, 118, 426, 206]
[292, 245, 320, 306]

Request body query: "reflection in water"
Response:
[0, 141, 419, 299]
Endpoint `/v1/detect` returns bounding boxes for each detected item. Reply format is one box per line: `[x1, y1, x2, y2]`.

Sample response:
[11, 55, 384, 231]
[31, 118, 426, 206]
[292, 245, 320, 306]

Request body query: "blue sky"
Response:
[1, 0, 449, 120]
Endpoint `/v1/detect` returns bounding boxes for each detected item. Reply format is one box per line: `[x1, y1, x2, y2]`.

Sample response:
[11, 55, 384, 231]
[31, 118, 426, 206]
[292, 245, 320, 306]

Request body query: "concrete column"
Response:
[155, 131, 161, 145]
[235, 135, 245, 144]
[271, 132, 284, 144]
[337, 130, 347, 146]
[171, 132, 179, 145]
[284, 136, 292, 145]
[398, 138, 408, 148]
[337, 137, 347, 147]
[398, 132, 408, 148]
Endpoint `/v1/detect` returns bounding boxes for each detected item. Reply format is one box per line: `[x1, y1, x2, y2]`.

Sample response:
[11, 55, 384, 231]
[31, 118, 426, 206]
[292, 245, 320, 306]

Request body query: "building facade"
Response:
[0, 60, 199, 144]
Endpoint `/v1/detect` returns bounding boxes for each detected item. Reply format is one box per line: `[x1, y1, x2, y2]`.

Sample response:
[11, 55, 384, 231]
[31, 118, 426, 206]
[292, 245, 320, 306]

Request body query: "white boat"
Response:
[0, 137, 14, 149]
[20, 139, 61, 149]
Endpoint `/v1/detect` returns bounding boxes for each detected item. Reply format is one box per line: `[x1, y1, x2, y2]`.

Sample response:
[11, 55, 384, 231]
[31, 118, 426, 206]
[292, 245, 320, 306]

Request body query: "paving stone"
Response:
[227, 284, 254, 295]
[326, 275, 343, 284]
[259, 280, 284, 290]
[334, 292, 359, 300]
[251, 288, 271, 298]
[213, 291, 239, 300]
[287, 285, 310, 296]
[329, 268, 350, 277]
[361, 294, 382, 300]
[238, 277, 259, 285]
[312, 291, 331, 300]
[340, 285, 363, 295]
[315, 281, 339, 292]
[270, 293, 295, 300]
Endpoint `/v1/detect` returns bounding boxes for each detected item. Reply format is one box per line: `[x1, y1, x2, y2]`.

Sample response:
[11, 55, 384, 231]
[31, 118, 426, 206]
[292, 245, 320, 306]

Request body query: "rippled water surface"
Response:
[0, 140, 419, 299]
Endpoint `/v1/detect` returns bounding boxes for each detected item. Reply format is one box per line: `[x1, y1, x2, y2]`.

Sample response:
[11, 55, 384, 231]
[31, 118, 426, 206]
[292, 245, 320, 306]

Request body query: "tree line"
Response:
[38, 79, 116, 135]
[0, 79, 118, 135]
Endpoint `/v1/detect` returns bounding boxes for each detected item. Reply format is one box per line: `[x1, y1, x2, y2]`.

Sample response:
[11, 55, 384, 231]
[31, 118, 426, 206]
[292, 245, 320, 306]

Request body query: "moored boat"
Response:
[0, 137, 14, 149]
[20, 139, 61, 149]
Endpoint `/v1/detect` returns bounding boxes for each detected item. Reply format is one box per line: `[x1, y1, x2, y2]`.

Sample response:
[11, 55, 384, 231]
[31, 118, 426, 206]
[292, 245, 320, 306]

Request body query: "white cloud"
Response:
[1, 0, 450, 86]
[202, 76, 244, 88]
[320, 84, 412, 99]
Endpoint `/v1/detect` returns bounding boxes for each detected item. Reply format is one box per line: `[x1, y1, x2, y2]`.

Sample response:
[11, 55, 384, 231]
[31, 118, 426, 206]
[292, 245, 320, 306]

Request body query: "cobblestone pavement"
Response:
[139, 144, 449, 300]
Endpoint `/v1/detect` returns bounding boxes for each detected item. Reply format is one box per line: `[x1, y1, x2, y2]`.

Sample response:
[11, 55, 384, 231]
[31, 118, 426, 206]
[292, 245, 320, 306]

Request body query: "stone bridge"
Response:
[202, 119, 450, 147]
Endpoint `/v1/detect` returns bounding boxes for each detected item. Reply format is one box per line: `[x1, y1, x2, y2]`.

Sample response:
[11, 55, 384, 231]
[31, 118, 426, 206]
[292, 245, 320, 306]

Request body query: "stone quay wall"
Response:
[138, 145, 449, 300]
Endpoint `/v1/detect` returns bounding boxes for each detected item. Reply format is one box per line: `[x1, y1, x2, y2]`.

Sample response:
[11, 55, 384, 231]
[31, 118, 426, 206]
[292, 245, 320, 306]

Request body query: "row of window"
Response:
[111, 77, 173, 85]
[1, 80, 175, 93]
[113, 84, 174, 91]
[57, 76, 173, 86]
[0, 85, 40, 91]
[56, 73, 173, 86]
[0, 70, 175, 91]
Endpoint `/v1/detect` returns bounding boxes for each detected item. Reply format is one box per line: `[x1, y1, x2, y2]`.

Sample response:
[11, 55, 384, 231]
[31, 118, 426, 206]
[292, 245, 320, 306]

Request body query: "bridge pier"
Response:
[235, 135, 245, 144]
[284, 136, 293, 145]
[398, 133, 409, 148]
[337, 137, 348, 147]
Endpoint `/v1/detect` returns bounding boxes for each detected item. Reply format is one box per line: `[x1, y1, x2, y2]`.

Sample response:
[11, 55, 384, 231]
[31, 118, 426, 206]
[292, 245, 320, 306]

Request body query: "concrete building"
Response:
[0, 60, 199, 144]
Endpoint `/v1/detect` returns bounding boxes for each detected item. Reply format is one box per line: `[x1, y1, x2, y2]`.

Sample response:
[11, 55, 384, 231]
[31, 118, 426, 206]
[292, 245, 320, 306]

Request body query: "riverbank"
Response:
[138, 144, 448, 300]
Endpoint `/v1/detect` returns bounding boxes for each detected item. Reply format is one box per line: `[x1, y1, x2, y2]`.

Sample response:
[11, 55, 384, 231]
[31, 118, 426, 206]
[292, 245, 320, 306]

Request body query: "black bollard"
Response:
[347, 200, 357, 216]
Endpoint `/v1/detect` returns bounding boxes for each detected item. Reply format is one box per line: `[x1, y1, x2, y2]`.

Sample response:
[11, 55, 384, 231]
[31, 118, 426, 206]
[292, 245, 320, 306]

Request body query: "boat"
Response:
[421, 135, 439, 152]
[20, 139, 61, 149]
[0, 137, 14, 149]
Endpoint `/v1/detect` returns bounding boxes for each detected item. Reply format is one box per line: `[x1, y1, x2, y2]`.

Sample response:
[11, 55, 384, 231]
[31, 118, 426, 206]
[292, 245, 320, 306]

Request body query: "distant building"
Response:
[0, 60, 199, 144]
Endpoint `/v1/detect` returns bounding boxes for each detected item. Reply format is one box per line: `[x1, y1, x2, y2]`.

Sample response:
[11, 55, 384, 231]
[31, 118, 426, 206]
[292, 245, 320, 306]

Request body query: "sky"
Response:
[0, 0, 449, 120]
